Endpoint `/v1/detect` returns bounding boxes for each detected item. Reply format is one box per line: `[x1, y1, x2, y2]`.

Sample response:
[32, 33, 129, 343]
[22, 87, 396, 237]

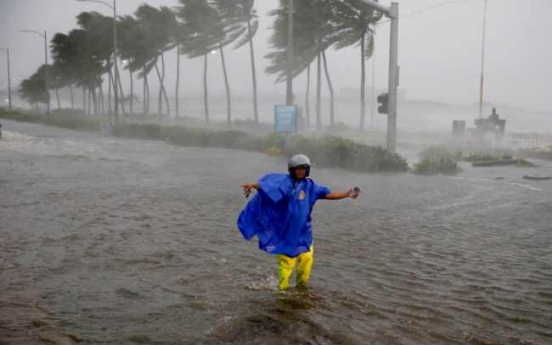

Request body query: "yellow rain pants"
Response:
[277, 246, 314, 290]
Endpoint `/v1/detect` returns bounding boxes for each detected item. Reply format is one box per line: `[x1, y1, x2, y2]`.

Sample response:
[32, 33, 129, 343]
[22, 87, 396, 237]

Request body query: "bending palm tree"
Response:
[333, 0, 382, 130]
[176, 0, 222, 124]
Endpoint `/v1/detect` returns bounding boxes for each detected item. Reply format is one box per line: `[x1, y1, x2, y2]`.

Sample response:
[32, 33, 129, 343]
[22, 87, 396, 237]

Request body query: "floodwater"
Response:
[1, 120, 551, 345]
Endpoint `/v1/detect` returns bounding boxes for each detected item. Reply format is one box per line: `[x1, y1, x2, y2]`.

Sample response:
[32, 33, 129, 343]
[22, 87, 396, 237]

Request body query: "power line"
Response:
[377, 0, 471, 26]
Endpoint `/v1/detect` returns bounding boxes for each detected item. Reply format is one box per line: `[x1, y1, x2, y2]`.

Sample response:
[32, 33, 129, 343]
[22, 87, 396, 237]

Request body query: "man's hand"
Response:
[348, 186, 361, 199]
[324, 187, 361, 200]
[241, 183, 259, 198]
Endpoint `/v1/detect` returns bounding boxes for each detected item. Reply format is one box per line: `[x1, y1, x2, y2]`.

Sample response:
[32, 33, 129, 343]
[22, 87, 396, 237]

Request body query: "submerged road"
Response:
[1, 120, 551, 345]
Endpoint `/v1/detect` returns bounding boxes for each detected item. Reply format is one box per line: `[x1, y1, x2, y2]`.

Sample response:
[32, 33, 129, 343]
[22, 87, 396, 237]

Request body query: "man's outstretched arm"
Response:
[324, 187, 361, 200]
[242, 182, 260, 198]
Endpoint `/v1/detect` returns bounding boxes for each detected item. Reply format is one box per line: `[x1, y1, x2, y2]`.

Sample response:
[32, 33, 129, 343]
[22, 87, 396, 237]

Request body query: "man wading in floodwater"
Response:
[237, 154, 361, 291]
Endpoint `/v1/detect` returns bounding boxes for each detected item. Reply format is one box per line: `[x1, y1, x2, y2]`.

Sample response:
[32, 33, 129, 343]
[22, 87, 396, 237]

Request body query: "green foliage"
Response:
[0, 110, 100, 131]
[463, 150, 513, 162]
[2, 110, 408, 173]
[516, 159, 535, 167]
[110, 124, 407, 172]
[18, 65, 50, 106]
[284, 135, 408, 173]
[176, 0, 223, 58]
[413, 145, 460, 175]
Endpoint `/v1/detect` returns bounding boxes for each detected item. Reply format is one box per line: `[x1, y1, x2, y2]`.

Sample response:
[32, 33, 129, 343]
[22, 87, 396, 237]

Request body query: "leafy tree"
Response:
[211, 0, 260, 124]
[51, 28, 105, 115]
[176, 0, 223, 124]
[267, 0, 341, 130]
[19, 65, 50, 109]
[77, 11, 125, 117]
[333, 0, 382, 130]
[133, 5, 179, 117]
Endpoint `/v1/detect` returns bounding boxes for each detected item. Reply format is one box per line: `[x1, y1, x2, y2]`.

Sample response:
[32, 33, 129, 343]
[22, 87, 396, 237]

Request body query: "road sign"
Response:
[274, 105, 297, 133]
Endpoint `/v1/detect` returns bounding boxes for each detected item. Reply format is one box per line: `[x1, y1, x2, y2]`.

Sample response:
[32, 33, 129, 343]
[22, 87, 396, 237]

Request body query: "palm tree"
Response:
[19, 65, 50, 110]
[333, 0, 382, 130]
[134, 5, 179, 117]
[211, 0, 260, 124]
[210, 0, 257, 125]
[51, 29, 105, 115]
[176, 0, 223, 124]
[173, 24, 188, 118]
[117, 15, 152, 116]
[76, 11, 126, 117]
[267, 0, 340, 130]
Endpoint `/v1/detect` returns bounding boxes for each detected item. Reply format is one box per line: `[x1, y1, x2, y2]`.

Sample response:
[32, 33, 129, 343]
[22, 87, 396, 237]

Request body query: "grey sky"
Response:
[1, 0, 551, 112]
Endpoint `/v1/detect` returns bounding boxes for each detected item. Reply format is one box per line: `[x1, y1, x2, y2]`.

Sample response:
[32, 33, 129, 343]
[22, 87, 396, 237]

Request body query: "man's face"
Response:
[294, 167, 307, 179]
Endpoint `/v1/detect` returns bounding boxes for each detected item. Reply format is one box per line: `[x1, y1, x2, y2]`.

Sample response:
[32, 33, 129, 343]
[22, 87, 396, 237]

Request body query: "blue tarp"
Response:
[237, 173, 331, 258]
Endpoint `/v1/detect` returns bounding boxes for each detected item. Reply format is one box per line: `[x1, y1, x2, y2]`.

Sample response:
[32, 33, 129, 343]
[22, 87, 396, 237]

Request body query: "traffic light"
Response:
[377, 93, 389, 114]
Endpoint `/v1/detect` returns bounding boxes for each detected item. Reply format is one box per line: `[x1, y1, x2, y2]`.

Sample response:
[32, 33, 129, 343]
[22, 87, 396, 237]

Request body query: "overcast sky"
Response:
[1, 0, 551, 112]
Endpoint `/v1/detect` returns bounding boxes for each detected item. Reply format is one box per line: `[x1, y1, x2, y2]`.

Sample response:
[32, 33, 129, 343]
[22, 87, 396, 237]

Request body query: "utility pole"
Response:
[44, 30, 49, 115]
[286, 0, 294, 105]
[386, 3, 399, 153]
[478, 0, 488, 119]
[359, 0, 399, 153]
[18, 30, 50, 114]
[0, 48, 12, 110]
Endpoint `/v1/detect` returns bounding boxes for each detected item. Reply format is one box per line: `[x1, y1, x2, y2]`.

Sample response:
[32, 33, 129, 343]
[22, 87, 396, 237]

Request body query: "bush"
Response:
[463, 150, 513, 162]
[1, 109, 409, 173]
[284, 135, 408, 173]
[413, 145, 460, 175]
[0, 109, 100, 131]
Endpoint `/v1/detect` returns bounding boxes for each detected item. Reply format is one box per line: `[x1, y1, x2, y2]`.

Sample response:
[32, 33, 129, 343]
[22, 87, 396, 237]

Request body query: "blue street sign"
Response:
[274, 105, 297, 133]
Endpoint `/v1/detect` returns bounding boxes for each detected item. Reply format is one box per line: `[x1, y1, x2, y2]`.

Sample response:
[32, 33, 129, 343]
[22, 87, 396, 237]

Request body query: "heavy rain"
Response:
[1, 1, 551, 344]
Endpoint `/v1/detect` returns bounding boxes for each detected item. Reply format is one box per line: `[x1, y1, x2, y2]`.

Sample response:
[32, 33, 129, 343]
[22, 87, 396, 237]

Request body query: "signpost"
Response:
[274, 105, 297, 134]
[359, 0, 399, 153]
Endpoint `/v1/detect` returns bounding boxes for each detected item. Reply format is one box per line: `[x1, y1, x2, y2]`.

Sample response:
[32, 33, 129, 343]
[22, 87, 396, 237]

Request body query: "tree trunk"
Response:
[155, 62, 163, 116]
[161, 52, 170, 117]
[110, 70, 117, 116]
[129, 69, 133, 117]
[154, 61, 170, 117]
[316, 50, 322, 131]
[108, 71, 112, 115]
[219, 43, 231, 126]
[87, 87, 92, 115]
[82, 86, 86, 115]
[360, 31, 366, 130]
[247, 18, 259, 124]
[69, 85, 74, 109]
[203, 54, 210, 124]
[143, 65, 149, 115]
[55, 88, 61, 110]
[175, 47, 180, 118]
[322, 51, 335, 127]
[91, 87, 98, 114]
[99, 84, 105, 114]
[117, 69, 126, 116]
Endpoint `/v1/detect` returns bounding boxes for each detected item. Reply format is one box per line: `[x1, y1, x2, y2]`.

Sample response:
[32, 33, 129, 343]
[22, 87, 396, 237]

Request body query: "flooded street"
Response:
[1, 120, 551, 345]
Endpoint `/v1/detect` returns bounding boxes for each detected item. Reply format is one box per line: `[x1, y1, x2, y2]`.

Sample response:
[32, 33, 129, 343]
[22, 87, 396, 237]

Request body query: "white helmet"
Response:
[288, 154, 311, 178]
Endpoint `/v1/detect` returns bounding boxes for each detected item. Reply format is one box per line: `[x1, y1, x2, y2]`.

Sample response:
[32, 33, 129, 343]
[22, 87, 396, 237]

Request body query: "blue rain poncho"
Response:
[237, 173, 331, 258]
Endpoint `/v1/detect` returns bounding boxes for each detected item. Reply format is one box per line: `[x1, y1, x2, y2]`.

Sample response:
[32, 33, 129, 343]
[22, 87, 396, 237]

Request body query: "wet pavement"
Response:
[1, 119, 551, 345]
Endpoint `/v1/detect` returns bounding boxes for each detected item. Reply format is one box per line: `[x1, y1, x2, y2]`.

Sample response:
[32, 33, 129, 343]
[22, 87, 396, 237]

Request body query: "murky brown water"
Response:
[1, 120, 551, 345]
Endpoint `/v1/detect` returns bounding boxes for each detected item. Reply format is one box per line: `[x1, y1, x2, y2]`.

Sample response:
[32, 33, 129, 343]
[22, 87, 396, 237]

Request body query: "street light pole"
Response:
[286, 0, 294, 106]
[18, 30, 50, 114]
[478, 0, 488, 119]
[76, 0, 119, 123]
[358, 0, 400, 153]
[44, 30, 50, 115]
[0, 48, 12, 111]
[386, 3, 399, 153]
